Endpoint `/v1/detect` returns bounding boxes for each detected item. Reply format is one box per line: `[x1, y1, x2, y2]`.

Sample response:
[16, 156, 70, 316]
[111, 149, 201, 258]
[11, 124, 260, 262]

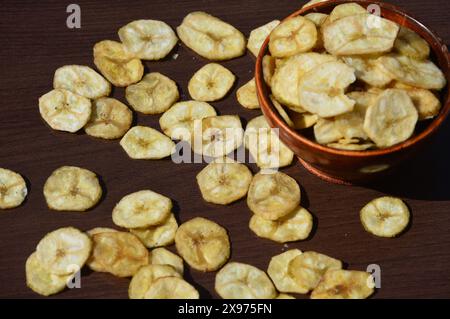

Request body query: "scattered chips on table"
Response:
[188, 63, 235, 102]
[144, 276, 200, 299]
[128, 264, 181, 299]
[267, 249, 307, 294]
[247, 20, 280, 57]
[0, 168, 27, 209]
[149, 248, 184, 275]
[236, 78, 259, 109]
[130, 213, 178, 248]
[120, 126, 175, 159]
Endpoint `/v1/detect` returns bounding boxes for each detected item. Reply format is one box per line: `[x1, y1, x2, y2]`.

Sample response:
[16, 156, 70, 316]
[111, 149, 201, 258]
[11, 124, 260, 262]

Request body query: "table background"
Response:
[1, 0, 449, 299]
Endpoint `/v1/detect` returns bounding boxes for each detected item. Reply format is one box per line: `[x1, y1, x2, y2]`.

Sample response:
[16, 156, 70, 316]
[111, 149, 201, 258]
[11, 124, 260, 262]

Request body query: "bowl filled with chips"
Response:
[255, 0, 450, 184]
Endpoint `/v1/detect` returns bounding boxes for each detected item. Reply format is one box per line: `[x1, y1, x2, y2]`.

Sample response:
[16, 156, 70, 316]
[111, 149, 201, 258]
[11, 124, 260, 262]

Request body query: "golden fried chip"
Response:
[325, 3, 367, 26]
[128, 264, 181, 299]
[304, 13, 328, 49]
[394, 27, 430, 60]
[311, 269, 374, 299]
[53, 65, 111, 99]
[271, 96, 294, 128]
[262, 55, 276, 86]
[86, 227, 118, 237]
[175, 217, 230, 272]
[247, 171, 300, 221]
[342, 56, 394, 88]
[267, 249, 306, 294]
[43, 166, 102, 212]
[144, 276, 200, 299]
[93, 40, 144, 87]
[393, 82, 441, 120]
[84, 97, 133, 139]
[188, 63, 235, 102]
[125, 72, 179, 115]
[360, 196, 410, 238]
[276, 293, 296, 299]
[149, 248, 184, 275]
[247, 20, 280, 57]
[0, 168, 27, 209]
[236, 78, 259, 109]
[120, 126, 175, 159]
[327, 142, 374, 151]
[215, 262, 277, 299]
[130, 214, 178, 248]
[314, 118, 343, 145]
[177, 11, 246, 61]
[39, 89, 91, 133]
[289, 111, 319, 130]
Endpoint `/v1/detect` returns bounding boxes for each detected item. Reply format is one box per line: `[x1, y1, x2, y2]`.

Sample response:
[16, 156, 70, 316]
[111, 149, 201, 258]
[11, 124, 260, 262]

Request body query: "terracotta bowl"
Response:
[255, 0, 450, 184]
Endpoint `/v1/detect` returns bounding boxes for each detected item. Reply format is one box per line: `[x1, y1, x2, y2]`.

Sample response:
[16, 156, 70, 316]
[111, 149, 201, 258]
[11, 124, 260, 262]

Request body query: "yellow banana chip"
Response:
[247, 20, 280, 57]
[236, 78, 259, 109]
[249, 206, 313, 243]
[125, 72, 179, 115]
[215, 262, 277, 299]
[53, 65, 111, 99]
[311, 269, 374, 299]
[271, 96, 294, 128]
[88, 231, 148, 277]
[360, 196, 410, 238]
[118, 20, 178, 60]
[393, 82, 441, 120]
[267, 249, 306, 294]
[36, 227, 92, 275]
[276, 293, 296, 299]
[188, 63, 235, 102]
[130, 214, 178, 248]
[262, 55, 276, 86]
[342, 56, 394, 88]
[149, 247, 184, 275]
[120, 126, 175, 159]
[128, 264, 181, 299]
[302, 0, 329, 9]
[43, 166, 102, 212]
[0, 168, 27, 209]
[84, 97, 133, 139]
[289, 111, 319, 130]
[39, 89, 91, 133]
[247, 171, 300, 221]
[175, 217, 230, 272]
[144, 276, 200, 299]
[177, 11, 246, 61]
[86, 227, 118, 237]
[304, 13, 328, 49]
[93, 40, 144, 87]
[314, 118, 343, 145]
[325, 3, 367, 26]
[327, 142, 374, 151]
[394, 27, 430, 60]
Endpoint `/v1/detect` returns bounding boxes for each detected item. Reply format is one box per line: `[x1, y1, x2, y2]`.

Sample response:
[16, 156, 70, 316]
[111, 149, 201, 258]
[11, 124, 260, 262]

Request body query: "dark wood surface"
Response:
[1, 0, 450, 299]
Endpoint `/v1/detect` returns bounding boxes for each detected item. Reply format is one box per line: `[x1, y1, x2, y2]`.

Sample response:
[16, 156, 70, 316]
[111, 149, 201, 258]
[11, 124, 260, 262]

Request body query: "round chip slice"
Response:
[177, 11, 246, 61]
[311, 269, 375, 299]
[86, 227, 118, 237]
[360, 196, 410, 238]
[84, 97, 133, 139]
[53, 65, 111, 99]
[394, 27, 430, 60]
[39, 89, 91, 133]
[36, 227, 92, 276]
[269, 16, 317, 58]
[247, 20, 280, 57]
[112, 190, 172, 229]
[196, 160, 253, 205]
[149, 248, 184, 275]
[118, 20, 178, 60]
[144, 276, 200, 299]
[314, 118, 343, 145]
[262, 55, 276, 86]
[120, 126, 175, 159]
[267, 249, 306, 294]
[289, 111, 319, 130]
[215, 262, 277, 299]
[236, 78, 259, 109]
[43, 166, 102, 212]
[325, 2, 367, 26]
[175, 217, 230, 272]
[128, 264, 181, 299]
[125, 72, 179, 115]
[0, 168, 27, 209]
[188, 63, 235, 102]
[247, 171, 300, 221]
[93, 40, 144, 87]
[130, 214, 178, 248]
[363, 89, 418, 148]
[88, 231, 148, 277]
[249, 206, 313, 243]
[342, 56, 394, 88]
[393, 82, 441, 120]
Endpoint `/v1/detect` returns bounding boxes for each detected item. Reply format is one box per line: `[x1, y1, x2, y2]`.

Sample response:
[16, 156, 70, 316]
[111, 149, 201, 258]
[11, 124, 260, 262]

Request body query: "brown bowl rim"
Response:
[255, 0, 450, 158]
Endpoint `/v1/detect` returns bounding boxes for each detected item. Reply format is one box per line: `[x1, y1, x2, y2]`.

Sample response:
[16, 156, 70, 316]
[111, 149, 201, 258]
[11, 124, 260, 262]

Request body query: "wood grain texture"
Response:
[0, 0, 449, 299]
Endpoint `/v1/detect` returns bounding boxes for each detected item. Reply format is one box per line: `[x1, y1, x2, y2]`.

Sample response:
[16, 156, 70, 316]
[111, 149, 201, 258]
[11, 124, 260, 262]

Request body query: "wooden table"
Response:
[1, 0, 449, 299]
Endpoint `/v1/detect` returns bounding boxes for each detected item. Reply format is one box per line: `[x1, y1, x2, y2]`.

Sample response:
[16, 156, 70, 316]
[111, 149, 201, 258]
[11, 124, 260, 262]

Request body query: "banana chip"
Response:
[342, 56, 394, 88]
[311, 269, 374, 299]
[0, 168, 27, 209]
[39, 89, 91, 133]
[304, 13, 328, 49]
[53, 65, 111, 99]
[290, 251, 342, 292]
[393, 82, 441, 120]
[125, 72, 179, 115]
[236, 78, 259, 109]
[323, 13, 399, 56]
[247, 20, 280, 57]
[159, 101, 217, 140]
[271, 96, 294, 128]
[269, 16, 317, 58]
[188, 63, 235, 102]
[84, 97, 133, 139]
[191, 115, 243, 158]
[144, 276, 200, 299]
[43, 166, 102, 212]
[379, 55, 446, 90]
[247, 171, 300, 221]
[128, 264, 181, 299]
[267, 249, 306, 294]
[88, 231, 148, 277]
[130, 214, 178, 248]
[36, 227, 92, 275]
[244, 115, 294, 169]
[394, 27, 430, 60]
[118, 20, 178, 60]
[327, 142, 374, 151]
[175, 217, 230, 272]
[112, 190, 172, 229]
[215, 262, 277, 299]
[314, 118, 343, 145]
[249, 206, 313, 243]
[276, 293, 296, 299]
[325, 3, 366, 26]
[149, 248, 184, 275]
[87, 227, 118, 237]
[360, 196, 410, 238]
[363, 89, 418, 148]
[93, 40, 144, 87]
[120, 126, 175, 159]
[302, 0, 329, 9]
[262, 55, 276, 86]
[289, 111, 319, 130]
[177, 11, 246, 61]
